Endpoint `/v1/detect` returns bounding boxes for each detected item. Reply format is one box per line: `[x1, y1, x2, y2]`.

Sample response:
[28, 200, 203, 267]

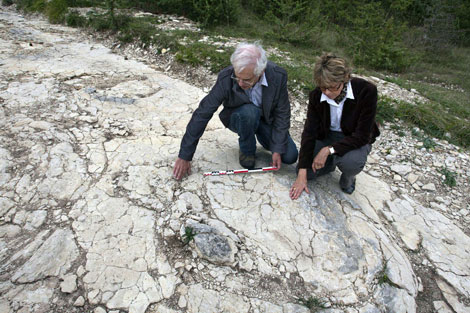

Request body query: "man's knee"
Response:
[280, 137, 298, 164]
[281, 149, 298, 164]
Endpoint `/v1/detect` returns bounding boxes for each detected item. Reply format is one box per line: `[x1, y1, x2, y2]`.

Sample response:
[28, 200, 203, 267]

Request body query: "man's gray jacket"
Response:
[178, 61, 291, 161]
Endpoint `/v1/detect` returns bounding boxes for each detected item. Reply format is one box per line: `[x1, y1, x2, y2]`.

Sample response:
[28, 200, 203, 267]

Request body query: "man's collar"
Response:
[259, 72, 268, 87]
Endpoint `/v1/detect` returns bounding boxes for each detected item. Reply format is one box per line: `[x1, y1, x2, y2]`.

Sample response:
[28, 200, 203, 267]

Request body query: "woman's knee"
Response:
[337, 158, 366, 175]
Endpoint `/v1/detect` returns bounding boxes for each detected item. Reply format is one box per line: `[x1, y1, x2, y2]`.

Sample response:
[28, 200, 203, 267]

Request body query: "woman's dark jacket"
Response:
[298, 77, 380, 168]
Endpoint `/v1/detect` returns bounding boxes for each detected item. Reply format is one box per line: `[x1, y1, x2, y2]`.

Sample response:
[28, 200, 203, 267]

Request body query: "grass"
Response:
[377, 267, 393, 285]
[297, 296, 327, 312]
[377, 261, 402, 288]
[375, 46, 470, 147]
[375, 95, 468, 147]
[175, 42, 232, 73]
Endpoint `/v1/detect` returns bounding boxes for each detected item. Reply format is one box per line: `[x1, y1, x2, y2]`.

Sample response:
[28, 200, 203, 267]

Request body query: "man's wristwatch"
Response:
[328, 146, 335, 155]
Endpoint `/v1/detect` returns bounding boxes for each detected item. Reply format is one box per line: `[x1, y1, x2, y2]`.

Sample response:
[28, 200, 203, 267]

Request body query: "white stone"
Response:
[0, 300, 11, 313]
[407, 173, 419, 184]
[88, 289, 101, 304]
[391, 164, 412, 176]
[239, 256, 254, 272]
[0, 224, 22, 238]
[434, 301, 453, 313]
[159, 275, 179, 299]
[76, 265, 86, 277]
[94, 307, 107, 313]
[29, 120, 53, 130]
[74, 296, 85, 307]
[60, 274, 77, 293]
[24, 210, 47, 230]
[422, 183, 436, 191]
[178, 295, 187, 308]
[389, 199, 470, 298]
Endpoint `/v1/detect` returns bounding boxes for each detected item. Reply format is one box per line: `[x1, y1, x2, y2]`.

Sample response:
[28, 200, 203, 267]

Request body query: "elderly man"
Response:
[173, 42, 298, 180]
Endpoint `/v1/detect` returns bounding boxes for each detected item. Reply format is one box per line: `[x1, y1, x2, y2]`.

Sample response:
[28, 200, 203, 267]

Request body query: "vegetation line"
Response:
[6, 0, 469, 148]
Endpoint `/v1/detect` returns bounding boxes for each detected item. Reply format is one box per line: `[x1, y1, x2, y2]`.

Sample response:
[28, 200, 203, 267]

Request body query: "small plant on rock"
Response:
[438, 167, 457, 187]
[422, 137, 436, 150]
[297, 296, 326, 312]
[411, 128, 436, 150]
[377, 261, 400, 288]
[377, 266, 393, 285]
[182, 226, 196, 246]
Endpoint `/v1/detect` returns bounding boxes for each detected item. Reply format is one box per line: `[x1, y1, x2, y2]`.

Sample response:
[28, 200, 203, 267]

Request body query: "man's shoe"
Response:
[239, 152, 255, 169]
[341, 179, 356, 194]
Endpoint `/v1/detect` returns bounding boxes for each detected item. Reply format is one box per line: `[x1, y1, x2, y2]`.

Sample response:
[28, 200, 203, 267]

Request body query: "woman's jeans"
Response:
[302, 131, 371, 188]
[228, 103, 298, 164]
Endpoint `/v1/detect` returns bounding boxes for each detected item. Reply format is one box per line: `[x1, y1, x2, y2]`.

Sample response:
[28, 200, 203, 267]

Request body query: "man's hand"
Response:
[271, 152, 281, 170]
[312, 147, 330, 173]
[290, 168, 310, 200]
[173, 158, 191, 180]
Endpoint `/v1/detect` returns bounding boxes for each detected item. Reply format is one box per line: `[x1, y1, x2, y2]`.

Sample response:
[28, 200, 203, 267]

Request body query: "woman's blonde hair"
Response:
[313, 53, 351, 88]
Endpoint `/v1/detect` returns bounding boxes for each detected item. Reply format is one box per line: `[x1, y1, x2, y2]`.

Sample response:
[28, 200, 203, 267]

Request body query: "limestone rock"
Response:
[387, 197, 470, 298]
[12, 229, 79, 283]
[184, 222, 238, 266]
[74, 296, 85, 307]
[29, 120, 52, 130]
[436, 279, 470, 313]
[391, 164, 412, 176]
[422, 183, 436, 191]
[60, 274, 77, 293]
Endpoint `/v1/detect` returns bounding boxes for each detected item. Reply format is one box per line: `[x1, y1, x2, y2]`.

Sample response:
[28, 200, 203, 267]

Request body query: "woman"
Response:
[290, 53, 380, 199]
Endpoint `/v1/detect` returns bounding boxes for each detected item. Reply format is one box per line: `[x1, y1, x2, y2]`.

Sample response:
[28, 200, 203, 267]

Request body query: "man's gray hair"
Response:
[230, 42, 267, 76]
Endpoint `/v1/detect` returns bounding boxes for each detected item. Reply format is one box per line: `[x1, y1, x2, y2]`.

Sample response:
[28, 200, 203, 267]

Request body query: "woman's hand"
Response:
[290, 169, 310, 200]
[312, 146, 330, 172]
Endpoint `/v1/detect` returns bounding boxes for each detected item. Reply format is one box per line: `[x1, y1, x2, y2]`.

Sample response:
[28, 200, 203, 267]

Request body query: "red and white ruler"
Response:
[203, 166, 277, 176]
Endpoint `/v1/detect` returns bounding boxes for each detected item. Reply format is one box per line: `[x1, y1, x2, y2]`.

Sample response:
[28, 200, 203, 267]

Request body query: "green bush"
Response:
[2, 0, 15, 5]
[66, 0, 94, 7]
[263, 0, 321, 45]
[66, 10, 87, 27]
[190, 0, 240, 27]
[345, 2, 412, 72]
[46, 0, 68, 24]
[117, 18, 156, 46]
[455, 0, 470, 45]
[15, 0, 39, 12]
[30, 0, 46, 12]
[87, 11, 114, 31]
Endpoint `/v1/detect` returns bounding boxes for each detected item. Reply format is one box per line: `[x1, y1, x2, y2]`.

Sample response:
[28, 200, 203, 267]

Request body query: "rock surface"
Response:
[0, 6, 469, 313]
